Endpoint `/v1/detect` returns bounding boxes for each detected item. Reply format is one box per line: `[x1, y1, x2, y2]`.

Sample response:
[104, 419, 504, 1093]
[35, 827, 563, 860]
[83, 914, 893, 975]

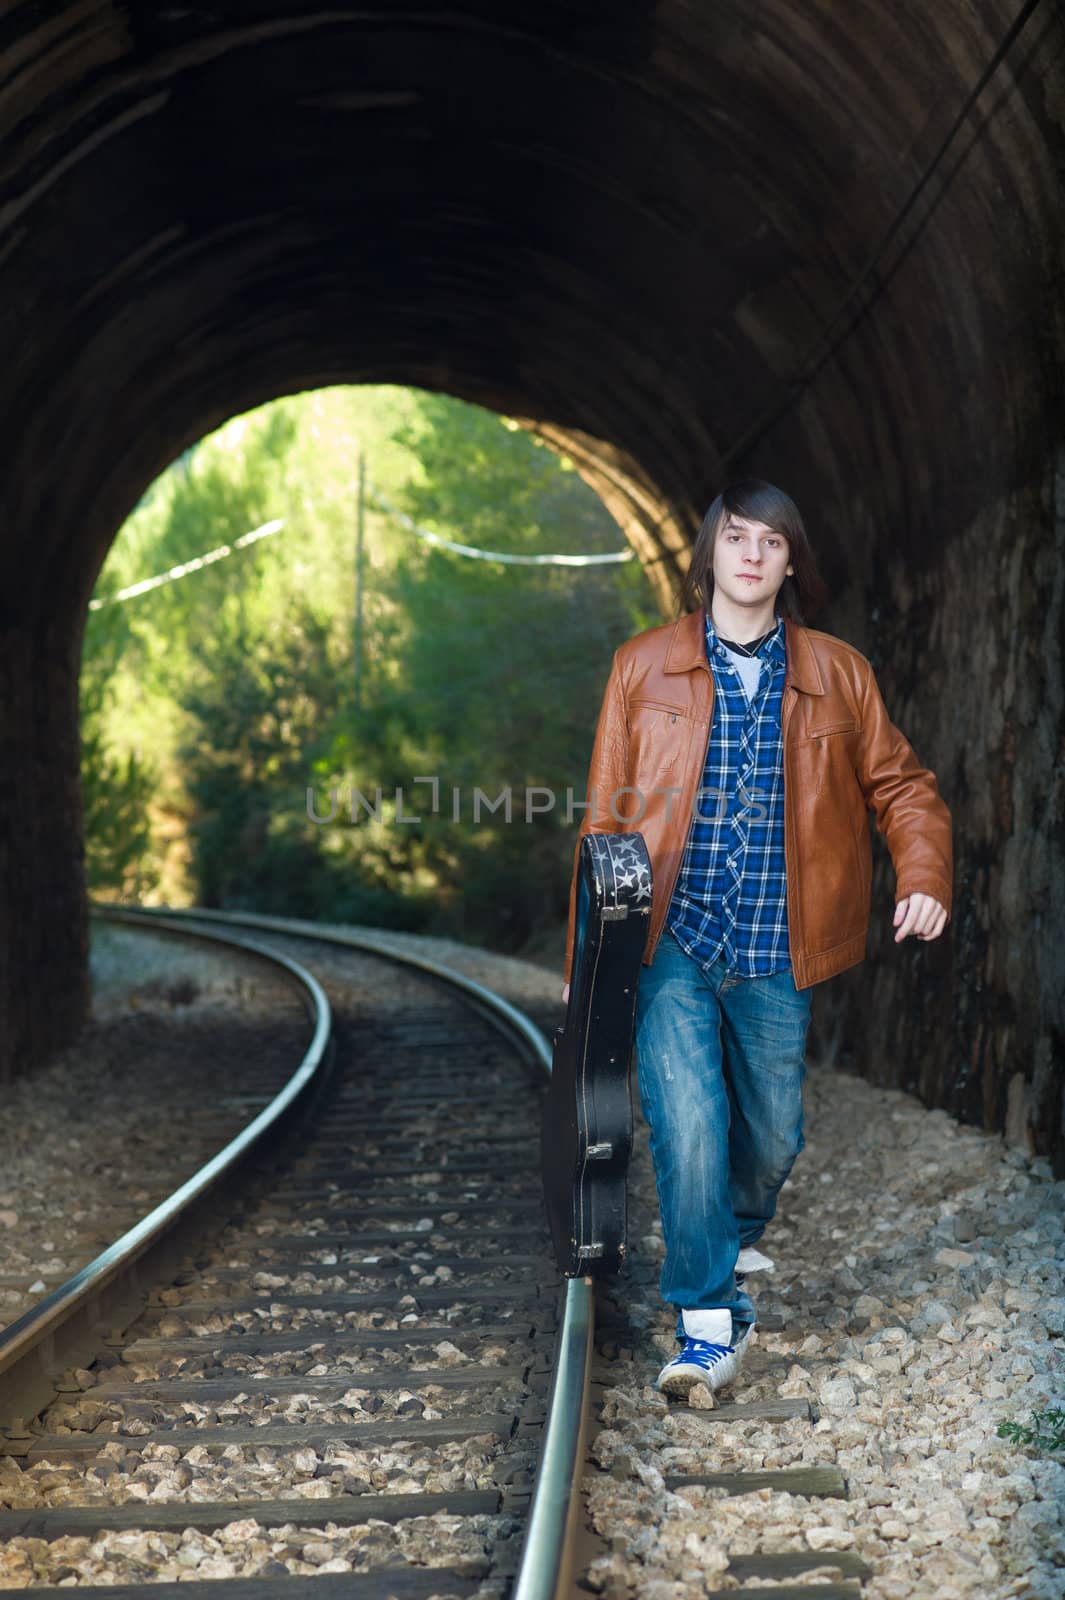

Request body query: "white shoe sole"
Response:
[656, 1326, 754, 1396]
[658, 1352, 739, 1395]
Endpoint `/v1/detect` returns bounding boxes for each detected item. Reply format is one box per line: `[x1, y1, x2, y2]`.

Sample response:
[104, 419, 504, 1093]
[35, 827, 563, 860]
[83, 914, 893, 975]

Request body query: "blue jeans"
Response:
[634, 927, 812, 1335]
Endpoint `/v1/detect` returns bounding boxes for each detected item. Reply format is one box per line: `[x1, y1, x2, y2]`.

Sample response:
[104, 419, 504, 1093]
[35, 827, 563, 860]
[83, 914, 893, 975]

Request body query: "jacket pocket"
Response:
[629, 698, 689, 718]
[627, 703, 690, 800]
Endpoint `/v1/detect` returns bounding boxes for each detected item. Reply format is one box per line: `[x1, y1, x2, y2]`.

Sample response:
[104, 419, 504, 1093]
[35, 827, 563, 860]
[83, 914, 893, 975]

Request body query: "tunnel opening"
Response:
[81, 383, 662, 958]
[0, 1, 1061, 1168]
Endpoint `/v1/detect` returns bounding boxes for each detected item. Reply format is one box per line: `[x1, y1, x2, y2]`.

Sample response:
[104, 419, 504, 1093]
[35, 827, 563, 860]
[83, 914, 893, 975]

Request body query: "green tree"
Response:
[82, 385, 657, 952]
[80, 601, 158, 897]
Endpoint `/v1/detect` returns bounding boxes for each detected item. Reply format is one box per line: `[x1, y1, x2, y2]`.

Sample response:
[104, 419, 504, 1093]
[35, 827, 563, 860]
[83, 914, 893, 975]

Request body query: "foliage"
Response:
[996, 1407, 1065, 1454]
[82, 386, 657, 952]
[80, 599, 159, 897]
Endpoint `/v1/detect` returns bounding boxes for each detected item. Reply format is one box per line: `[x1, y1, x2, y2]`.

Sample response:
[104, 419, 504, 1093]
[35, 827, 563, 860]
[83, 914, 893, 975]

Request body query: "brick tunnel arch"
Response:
[1, 4, 1062, 1165]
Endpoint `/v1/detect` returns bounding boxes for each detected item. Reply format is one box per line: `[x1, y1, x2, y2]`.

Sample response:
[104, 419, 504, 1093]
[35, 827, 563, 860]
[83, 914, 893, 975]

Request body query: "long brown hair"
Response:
[679, 479, 828, 623]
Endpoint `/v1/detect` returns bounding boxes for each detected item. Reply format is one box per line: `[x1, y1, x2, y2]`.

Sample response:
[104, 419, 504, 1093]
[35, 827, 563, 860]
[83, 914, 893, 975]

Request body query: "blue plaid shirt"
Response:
[666, 613, 790, 977]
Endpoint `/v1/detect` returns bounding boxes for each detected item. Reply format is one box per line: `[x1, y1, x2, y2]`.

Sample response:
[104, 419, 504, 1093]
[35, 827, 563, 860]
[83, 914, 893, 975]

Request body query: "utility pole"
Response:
[353, 450, 366, 711]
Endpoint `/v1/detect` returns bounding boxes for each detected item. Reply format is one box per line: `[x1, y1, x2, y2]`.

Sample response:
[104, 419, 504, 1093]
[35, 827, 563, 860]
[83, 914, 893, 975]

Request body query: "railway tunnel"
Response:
[0, 3, 1062, 1167]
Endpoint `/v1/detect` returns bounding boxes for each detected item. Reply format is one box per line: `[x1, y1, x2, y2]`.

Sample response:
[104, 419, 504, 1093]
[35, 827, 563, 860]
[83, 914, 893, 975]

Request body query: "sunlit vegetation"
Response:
[82, 386, 657, 955]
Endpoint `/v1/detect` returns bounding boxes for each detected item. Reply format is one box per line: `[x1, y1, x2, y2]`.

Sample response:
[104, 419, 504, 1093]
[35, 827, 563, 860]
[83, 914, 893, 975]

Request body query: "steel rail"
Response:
[512, 1274, 595, 1600]
[0, 910, 332, 1423]
[110, 903, 596, 1600]
[123, 906, 552, 1072]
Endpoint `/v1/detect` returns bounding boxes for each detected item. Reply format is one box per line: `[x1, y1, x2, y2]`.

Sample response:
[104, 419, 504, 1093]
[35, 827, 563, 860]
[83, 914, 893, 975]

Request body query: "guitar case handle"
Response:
[540, 832, 652, 1277]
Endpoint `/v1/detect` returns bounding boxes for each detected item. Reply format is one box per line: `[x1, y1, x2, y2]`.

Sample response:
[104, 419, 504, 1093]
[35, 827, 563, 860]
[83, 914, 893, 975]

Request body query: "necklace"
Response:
[717, 627, 774, 658]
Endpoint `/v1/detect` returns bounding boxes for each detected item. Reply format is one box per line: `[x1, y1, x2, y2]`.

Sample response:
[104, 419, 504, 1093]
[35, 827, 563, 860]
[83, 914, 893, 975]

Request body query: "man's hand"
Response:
[562, 983, 570, 1004]
[893, 893, 948, 943]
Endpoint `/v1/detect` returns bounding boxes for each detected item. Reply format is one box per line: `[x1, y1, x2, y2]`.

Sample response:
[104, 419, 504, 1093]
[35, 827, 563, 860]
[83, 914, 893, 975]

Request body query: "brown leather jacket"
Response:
[564, 609, 952, 991]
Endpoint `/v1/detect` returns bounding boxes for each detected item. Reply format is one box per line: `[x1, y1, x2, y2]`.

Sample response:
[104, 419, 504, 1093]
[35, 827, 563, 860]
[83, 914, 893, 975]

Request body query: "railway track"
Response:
[0, 908, 873, 1598]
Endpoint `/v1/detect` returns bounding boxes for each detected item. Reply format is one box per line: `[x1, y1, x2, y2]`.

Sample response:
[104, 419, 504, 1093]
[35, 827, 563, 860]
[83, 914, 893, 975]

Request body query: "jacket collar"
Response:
[663, 607, 826, 695]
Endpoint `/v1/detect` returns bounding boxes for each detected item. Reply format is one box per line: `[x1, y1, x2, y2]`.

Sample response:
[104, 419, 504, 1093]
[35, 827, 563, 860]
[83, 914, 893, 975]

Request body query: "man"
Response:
[562, 479, 951, 1398]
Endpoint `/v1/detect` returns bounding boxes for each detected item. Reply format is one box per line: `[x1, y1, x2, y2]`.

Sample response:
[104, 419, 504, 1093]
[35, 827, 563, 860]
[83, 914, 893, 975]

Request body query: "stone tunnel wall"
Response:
[0, 2, 1061, 1169]
[807, 455, 1065, 1172]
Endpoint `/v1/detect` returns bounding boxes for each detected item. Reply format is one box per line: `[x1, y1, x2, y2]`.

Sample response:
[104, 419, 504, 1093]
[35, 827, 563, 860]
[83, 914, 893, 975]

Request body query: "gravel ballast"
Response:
[0, 921, 312, 1323]
[327, 928, 1063, 1600]
[1, 919, 1060, 1597]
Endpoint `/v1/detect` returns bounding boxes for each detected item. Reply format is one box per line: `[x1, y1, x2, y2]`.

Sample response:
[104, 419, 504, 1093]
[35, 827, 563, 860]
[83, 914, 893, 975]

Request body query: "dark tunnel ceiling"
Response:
[0, 0, 1060, 624]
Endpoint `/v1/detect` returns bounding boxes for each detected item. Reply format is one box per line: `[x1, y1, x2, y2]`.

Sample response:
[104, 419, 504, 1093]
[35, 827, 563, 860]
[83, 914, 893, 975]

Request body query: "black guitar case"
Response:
[541, 831, 652, 1278]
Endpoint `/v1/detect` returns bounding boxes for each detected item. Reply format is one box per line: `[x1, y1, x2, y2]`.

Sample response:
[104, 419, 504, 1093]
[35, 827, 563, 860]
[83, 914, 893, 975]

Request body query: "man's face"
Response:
[712, 514, 793, 610]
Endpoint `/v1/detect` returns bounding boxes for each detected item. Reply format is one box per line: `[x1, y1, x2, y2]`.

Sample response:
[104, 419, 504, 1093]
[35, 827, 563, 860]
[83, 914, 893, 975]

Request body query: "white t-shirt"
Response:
[718, 641, 763, 704]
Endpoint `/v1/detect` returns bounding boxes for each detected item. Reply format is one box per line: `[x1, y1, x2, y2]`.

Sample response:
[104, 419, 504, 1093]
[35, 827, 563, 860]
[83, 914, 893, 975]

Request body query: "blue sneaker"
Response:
[656, 1309, 754, 1396]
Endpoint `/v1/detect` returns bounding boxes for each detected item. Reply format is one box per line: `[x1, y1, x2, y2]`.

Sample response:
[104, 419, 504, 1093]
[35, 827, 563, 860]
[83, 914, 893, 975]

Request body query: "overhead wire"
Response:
[715, 0, 1046, 472]
[89, 473, 633, 611]
[89, 520, 285, 609]
[86, 470, 632, 746]
[366, 483, 633, 565]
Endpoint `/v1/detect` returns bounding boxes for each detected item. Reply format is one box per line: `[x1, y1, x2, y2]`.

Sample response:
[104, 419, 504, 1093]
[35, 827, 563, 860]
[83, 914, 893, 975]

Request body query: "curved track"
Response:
[0, 907, 592, 1599]
[0, 907, 873, 1598]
